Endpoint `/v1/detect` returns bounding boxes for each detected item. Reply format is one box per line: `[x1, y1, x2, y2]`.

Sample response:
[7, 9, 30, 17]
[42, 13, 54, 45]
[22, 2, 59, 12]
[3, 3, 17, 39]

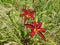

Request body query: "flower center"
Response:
[26, 14, 30, 18]
[34, 27, 39, 33]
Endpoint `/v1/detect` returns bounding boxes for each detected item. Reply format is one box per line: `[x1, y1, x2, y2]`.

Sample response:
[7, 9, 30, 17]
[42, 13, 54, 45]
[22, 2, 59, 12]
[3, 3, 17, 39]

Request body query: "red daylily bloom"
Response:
[20, 9, 35, 24]
[25, 21, 46, 41]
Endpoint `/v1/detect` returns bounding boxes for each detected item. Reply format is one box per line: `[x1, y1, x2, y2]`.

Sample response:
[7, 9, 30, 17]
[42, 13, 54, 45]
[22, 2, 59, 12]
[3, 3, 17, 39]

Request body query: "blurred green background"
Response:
[0, 0, 60, 45]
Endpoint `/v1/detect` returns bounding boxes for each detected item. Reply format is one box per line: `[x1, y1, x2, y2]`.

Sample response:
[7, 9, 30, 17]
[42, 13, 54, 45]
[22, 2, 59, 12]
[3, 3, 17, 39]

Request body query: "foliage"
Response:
[0, 0, 60, 45]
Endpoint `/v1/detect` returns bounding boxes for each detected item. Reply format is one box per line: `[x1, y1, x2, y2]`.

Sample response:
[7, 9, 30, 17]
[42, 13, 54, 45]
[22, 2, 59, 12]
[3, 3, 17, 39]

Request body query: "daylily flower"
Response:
[20, 9, 35, 24]
[25, 21, 46, 41]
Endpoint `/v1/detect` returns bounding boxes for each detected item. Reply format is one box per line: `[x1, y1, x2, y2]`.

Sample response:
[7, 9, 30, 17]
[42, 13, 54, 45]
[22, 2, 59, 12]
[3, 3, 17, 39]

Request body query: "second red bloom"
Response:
[25, 21, 46, 41]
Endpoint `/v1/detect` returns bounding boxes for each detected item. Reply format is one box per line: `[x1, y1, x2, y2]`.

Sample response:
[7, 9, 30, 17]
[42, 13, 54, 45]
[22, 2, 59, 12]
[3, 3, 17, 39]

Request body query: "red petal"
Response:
[30, 15, 34, 19]
[20, 14, 25, 17]
[38, 31, 46, 41]
[25, 24, 34, 30]
[27, 9, 31, 13]
[40, 28, 46, 32]
[30, 31, 35, 37]
[32, 21, 37, 26]
[30, 11, 36, 15]
[22, 9, 27, 13]
[37, 22, 42, 28]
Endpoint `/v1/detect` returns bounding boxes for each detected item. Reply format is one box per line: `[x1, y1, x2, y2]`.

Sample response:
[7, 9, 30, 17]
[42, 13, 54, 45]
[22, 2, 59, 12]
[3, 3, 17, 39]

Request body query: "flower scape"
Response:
[20, 9, 46, 41]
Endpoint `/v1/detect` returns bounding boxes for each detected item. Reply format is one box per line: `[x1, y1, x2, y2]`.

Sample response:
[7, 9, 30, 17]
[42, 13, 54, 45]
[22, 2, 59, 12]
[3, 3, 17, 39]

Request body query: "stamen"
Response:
[34, 27, 39, 33]
[26, 14, 30, 18]
[34, 28, 37, 32]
